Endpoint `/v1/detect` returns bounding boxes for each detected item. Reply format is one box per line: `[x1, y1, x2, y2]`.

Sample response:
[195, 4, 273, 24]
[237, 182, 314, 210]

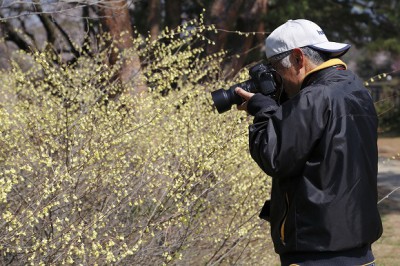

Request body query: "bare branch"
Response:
[378, 186, 400, 204]
[0, 12, 32, 51]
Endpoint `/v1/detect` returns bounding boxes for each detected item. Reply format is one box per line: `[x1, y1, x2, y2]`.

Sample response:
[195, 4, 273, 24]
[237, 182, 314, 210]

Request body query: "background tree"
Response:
[1, 0, 399, 75]
[0, 0, 143, 92]
[147, 0, 161, 41]
[97, 0, 143, 89]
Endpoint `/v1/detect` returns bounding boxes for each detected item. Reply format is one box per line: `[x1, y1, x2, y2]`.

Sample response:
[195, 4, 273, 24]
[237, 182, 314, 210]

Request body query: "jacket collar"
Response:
[301, 58, 347, 89]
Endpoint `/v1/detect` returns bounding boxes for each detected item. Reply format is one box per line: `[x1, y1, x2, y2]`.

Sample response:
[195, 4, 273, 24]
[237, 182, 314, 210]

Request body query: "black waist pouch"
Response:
[259, 200, 271, 222]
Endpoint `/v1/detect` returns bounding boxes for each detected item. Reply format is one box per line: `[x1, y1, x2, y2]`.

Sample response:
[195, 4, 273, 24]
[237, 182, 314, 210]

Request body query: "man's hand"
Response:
[235, 87, 255, 112]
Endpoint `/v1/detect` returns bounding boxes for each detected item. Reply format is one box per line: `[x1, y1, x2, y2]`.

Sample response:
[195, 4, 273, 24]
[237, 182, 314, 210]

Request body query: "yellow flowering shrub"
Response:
[0, 18, 273, 265]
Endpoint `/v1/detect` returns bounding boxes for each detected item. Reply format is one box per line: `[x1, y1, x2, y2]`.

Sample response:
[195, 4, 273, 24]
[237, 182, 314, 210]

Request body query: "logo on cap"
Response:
[317, 30, 325, 35]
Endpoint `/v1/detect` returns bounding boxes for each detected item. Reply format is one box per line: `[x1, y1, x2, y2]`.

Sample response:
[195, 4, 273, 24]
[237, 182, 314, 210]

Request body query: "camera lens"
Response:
[211, 80, 255, 113]
[211, 88, 236, 113]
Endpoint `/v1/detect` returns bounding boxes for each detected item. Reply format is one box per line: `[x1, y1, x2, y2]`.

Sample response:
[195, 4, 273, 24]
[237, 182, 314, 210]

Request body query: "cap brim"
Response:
[310, 42, 351, 58]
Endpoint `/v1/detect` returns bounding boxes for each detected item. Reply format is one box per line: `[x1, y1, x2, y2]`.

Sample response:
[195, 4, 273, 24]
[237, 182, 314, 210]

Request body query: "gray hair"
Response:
[300, 47, 329, 65]
[271, 47, 329, 69]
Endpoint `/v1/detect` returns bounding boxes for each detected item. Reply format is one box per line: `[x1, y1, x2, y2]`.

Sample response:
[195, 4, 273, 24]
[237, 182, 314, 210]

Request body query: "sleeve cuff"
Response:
[247, 93, 278, 116]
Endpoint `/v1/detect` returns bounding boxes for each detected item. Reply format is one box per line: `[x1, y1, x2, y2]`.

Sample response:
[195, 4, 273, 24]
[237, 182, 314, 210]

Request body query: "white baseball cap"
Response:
[265, 19, 351, 59]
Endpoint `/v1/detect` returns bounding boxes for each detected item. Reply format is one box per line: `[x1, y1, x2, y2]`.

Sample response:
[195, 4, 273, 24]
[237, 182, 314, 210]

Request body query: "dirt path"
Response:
[373, 137, 400, 265]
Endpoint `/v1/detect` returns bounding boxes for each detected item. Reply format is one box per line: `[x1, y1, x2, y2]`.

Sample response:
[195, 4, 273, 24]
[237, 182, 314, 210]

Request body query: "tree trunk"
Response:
[205, 0, 244, 55]
[98, 0, 144, 92]
[165, 0, 182, 30]
[32, 0, 59, 45]
[232, 0, 269, 73]
[148, 0, 161, 41]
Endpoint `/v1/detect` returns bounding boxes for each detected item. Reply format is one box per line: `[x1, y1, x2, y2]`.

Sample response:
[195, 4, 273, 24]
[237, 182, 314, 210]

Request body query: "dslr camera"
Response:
[211, 63, 281, 113]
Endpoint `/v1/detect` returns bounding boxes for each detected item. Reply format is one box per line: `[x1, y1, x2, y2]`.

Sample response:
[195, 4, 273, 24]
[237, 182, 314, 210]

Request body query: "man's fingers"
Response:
[235, 87, 254, 100]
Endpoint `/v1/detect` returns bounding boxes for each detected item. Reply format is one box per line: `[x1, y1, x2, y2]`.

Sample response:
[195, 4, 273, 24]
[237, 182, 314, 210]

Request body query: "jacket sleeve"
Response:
[248, 88, 329, 179]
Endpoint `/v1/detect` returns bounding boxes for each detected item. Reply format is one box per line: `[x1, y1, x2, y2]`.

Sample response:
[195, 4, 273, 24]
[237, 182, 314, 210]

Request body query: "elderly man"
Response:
[236, 19, 382, 266]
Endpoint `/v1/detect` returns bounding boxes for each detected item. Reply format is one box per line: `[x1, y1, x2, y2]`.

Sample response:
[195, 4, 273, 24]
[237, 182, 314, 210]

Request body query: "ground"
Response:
[374, 137, 400, 265]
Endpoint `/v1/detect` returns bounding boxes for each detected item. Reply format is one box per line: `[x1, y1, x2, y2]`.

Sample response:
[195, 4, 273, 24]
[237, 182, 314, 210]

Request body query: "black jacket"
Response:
[247, 60, 383, 256]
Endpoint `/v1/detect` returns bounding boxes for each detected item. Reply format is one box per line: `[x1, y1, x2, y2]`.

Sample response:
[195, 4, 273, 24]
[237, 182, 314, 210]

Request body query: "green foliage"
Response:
[367, 38, 400, 55]
[266, 0, 400, 54]
[0, 19, 273, 265]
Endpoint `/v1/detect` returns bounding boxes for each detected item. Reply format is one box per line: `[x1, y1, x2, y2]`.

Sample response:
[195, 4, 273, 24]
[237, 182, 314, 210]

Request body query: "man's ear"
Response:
[292, 48, 304, 67]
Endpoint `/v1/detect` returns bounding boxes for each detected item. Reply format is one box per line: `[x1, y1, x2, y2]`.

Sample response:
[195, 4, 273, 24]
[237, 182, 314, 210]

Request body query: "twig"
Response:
[378, 186, 400, 204]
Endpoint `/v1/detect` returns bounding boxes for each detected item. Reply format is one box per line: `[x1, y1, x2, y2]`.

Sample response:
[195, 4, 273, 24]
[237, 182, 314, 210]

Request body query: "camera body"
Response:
[211, 63, 279, 113]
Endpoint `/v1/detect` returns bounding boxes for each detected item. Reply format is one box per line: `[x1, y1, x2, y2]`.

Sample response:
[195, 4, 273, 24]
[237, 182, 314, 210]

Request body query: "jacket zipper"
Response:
[280, 193, 289, 244]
